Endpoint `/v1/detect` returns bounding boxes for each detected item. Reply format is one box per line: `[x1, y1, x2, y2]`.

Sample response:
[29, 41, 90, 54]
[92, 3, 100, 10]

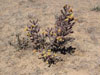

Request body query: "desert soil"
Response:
[0, 0, 100, 75]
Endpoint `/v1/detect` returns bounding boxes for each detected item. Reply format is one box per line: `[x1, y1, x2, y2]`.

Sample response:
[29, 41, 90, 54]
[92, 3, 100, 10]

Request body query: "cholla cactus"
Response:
[49, 4, 76, 53]
[25, 4, 76, 67]
[24, 20, 41, 50]
[56, 4, 75, 36]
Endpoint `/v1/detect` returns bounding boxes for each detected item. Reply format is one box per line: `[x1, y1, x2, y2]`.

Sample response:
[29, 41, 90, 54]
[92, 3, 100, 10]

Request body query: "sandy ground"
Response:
[0, 0, 100, 75]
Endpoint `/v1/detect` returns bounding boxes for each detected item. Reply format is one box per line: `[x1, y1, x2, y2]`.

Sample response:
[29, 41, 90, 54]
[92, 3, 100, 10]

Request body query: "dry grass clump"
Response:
[9, 33, 29, 50]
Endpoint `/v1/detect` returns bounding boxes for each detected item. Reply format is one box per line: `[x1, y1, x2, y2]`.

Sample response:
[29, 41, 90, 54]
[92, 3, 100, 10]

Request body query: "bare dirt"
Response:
[0, 0, 100, 75]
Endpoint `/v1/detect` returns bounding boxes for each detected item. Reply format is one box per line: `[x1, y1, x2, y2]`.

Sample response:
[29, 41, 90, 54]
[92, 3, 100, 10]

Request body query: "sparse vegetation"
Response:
[1, 0, 100, 74]
[91, 6, 100, 12]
